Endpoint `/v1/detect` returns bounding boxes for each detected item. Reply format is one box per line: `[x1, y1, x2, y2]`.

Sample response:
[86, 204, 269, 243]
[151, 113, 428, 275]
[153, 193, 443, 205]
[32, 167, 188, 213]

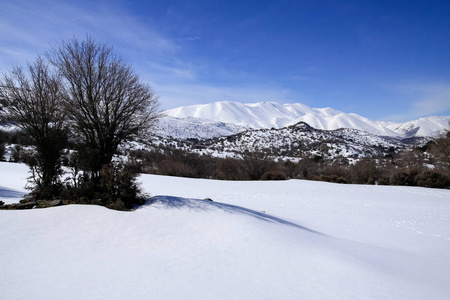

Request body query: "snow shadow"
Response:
[0, 187, 25, 199]
[147, 195, 328, 237]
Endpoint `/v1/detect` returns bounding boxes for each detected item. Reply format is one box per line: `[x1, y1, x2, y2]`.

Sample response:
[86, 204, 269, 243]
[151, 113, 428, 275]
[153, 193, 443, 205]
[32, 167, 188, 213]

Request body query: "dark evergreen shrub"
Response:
[60, 162, 146, 210]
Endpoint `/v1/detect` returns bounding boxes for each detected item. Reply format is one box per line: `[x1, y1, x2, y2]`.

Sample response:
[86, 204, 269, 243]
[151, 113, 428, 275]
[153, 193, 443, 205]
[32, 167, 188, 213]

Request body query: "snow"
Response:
[163, 101, 450, 138]
[0, 161, 28, 204]
[381, 116, 450, 137]
[164, 101, 401, 136]
[1, 161, 450, 299]
[156, 116, 245, 139]
[165, 122, 414, 160]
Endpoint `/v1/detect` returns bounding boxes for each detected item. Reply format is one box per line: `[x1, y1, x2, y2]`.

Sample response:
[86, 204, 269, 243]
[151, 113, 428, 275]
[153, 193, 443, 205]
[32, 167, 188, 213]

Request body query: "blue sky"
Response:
[1, 0, 449, 122]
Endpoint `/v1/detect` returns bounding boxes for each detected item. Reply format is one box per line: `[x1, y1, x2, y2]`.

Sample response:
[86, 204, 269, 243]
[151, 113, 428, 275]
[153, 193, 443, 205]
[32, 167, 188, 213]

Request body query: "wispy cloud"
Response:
[141, 61, 197, 82]
[386, 82, 450, 121]
[151, 82, 299, 110]
[0, 0, 177, 69]
[411, 84, 450, 115]
[184, 36, 201, 42]
[1, 0, 298, 111]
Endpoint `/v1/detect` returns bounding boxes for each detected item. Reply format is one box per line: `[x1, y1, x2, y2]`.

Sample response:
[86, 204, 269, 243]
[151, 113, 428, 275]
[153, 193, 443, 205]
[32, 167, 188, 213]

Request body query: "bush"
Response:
[350, 160, 379, 184]
[0, 143, 5, 161]
[131, 147, 218, 179]
[158, 159, 196, 177]
[311, 174, 348, 184]
[415, 171, 450, 189]
[60, 162, 147, 210]
[377, 176, 391, 185]
[260, 170, 288, 180]
[9, 145, 23, 162]
[26, 182, 63, 201]
[215, 157, 247, 180]
[390, 169, 418, 186]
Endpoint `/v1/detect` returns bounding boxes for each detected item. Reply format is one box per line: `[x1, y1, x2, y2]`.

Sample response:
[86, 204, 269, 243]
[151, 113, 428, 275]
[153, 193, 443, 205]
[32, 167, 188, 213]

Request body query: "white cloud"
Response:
[151, 82, 298, 110]
[184, 36, 201, 42]
[0, 0, 303, 112]
[141, 62, 197, 82]
[385, 82, 450, 121]
[411, 84, 450, 116]
[0, 0, 177, 69]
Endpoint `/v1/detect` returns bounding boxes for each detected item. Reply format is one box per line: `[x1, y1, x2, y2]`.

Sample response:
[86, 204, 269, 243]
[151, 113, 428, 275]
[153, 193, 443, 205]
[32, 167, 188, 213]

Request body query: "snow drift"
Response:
[1, 161, 450, 299]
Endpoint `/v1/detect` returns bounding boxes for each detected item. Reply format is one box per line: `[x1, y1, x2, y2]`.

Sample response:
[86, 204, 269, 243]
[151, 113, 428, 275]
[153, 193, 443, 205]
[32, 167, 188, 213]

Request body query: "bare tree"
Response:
[0, 57, 67, 199]
[430, 130, 450, 173]
[48, 36, 160, 177]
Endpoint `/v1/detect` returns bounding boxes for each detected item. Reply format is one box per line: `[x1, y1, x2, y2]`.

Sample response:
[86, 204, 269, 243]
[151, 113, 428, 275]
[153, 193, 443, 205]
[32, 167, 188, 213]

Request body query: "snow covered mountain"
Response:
[163, 101, 450, 138]
[164, 122, 425, 160]
[380, 116, 450, 137]
[156, 116, 246, 140]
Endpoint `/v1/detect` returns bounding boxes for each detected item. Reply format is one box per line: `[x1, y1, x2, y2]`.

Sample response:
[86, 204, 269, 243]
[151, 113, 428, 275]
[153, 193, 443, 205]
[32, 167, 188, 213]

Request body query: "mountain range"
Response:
[161, 101, 450, 139]
[174, 122, 420, 160]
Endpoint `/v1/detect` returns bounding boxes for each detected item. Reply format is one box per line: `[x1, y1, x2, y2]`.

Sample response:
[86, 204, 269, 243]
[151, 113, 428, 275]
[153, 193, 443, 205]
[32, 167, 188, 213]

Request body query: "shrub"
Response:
[311, 174, 348, 184]
[215, 157, 248, 180]
[0, 143, 5, 161]
[9, 145, 23, 162]
[377, 176, 391, 185]
[260, 170, 288, 180]
[60, 162, 146, 210]
[390, 169, 418, 186]
[158, 160, 196, 177]
[415, 171, 450, 189]
[350, 160, 379, 184]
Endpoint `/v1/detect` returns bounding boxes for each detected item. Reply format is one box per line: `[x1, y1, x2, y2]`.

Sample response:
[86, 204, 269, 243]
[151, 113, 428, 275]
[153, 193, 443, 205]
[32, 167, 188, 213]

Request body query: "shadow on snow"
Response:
[145, 195, 328, 237]
[0, 187, 26, 199]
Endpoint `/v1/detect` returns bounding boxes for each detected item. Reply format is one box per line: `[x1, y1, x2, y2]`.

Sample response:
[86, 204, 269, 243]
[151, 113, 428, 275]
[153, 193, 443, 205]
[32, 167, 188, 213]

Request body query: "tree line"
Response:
[0, 36, 160, 210]
[125, 136, 450, 189]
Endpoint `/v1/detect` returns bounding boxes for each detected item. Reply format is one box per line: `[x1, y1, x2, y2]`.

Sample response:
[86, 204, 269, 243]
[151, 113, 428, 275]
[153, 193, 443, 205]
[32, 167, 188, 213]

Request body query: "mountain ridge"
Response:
[163, 101, 450, 138]
[162, 121, 428, 160]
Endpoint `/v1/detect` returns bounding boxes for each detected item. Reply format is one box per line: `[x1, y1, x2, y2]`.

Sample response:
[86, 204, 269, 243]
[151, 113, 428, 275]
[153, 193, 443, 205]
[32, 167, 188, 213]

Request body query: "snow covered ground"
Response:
[1, 161, 450, 299]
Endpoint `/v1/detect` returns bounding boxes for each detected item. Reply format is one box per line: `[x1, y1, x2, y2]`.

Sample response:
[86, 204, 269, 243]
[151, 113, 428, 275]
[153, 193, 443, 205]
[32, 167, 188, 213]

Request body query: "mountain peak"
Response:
[164, 101, 396, 136]
[163, 101, 450, 138]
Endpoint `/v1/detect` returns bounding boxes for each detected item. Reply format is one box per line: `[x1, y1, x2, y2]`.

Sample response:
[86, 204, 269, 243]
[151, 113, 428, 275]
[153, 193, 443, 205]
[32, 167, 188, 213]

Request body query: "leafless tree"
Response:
[430, 129, 450, 173]
[0, 57, 67, 198]
[48, 36, 160, 177]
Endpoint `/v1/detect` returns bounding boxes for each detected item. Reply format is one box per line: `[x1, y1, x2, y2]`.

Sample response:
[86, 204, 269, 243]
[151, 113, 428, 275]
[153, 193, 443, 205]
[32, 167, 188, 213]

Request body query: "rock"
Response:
[15, 201, 37, 209]
[48, 200, 62, 207]
[36, 199, 63, 208]
[1, 199, 64, 210]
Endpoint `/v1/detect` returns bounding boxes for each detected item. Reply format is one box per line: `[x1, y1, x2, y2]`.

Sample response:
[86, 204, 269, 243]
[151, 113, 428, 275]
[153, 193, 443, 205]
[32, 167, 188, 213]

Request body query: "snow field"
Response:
[1, 161, 450, 299]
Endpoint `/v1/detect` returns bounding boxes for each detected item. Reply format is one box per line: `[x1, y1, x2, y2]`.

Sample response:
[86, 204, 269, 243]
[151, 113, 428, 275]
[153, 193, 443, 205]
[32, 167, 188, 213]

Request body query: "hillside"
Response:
[156, 116, 245, 139]
[163, 101, 450, 138]
[155, 122, 429, 160]
[381, 116, 450, 137]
